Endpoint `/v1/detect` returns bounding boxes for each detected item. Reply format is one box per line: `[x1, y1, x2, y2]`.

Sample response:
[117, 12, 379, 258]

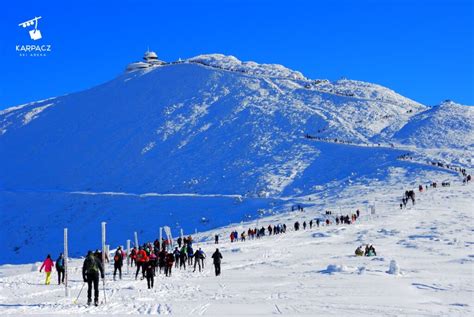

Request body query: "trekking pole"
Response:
[73, 282, 86, 304]
[102, 278, 107, 304]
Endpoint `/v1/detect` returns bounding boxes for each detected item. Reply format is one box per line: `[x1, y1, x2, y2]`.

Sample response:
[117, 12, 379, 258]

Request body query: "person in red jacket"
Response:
[39, 254, 54, 285]
[135, 247, 148, 280]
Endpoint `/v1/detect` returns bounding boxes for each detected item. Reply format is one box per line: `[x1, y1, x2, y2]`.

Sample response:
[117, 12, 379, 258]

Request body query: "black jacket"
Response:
[211, 251, 222, 264]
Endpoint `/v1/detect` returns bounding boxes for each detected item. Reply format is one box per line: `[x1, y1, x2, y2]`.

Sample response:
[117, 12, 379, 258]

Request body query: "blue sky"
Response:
[0, 0, 473, 109]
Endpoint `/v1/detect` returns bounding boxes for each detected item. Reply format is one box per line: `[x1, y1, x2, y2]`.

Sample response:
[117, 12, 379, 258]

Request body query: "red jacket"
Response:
[40, 258, 54, 272]
[136, 250, 148, 263]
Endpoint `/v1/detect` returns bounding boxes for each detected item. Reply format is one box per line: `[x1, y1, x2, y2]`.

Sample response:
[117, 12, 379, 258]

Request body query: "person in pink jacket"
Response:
[39, 254, 54, 285]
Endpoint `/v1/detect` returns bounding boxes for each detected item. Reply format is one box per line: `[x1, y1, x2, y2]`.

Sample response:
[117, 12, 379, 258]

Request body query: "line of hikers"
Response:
[223, 209, 361, 244]
[39, 241, 223, 306]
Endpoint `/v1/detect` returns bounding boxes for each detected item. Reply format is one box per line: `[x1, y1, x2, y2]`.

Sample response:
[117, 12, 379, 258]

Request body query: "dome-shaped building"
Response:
[126, 50, 165, 72]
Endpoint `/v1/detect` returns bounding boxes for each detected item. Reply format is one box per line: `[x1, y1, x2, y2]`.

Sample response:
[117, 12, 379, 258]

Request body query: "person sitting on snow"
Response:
[355, 246, 364, 256]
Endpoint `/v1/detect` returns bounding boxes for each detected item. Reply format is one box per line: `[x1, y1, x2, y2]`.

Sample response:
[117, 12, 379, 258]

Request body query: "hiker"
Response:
[316, 219, 320, 227]
[303, 221, 307, 229]
[113, 247, 124, 281]
[364, 245, 376, 256]
[165, 252, 174, 277]
[56, 253, 65, 285]
[215, 234, 219, 244]
[211, 248, 223, 276]
[177, 237, 183, 248]
[309, 220, 313, 229]
[135, 247, 148, 280]
[82, 250, 104, 306]
[144, 260, 155, 289]
[355, 246, 364, 256]
[130, 247, 137, 267]
[179, 246, 187, 269]
[158, 249, 167, 274]
[356, 209, 360, 218]
[294, 221, 300, 231]
[193, 248, 205, 272]
[173, 247, 180, 268]
[187, 245, 194, 265]
[230, 232, 234, 243]
[39, 254, 54, 285]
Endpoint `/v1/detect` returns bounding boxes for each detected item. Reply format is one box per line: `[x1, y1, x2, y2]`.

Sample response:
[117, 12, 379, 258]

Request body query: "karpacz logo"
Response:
[18, 16, 42, 40]
[16, 45, 52, 52]
[16, 16, 53, 57]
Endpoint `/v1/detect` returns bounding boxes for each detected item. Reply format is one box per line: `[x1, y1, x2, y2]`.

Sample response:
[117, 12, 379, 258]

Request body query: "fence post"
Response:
[64, 228, 69, 297]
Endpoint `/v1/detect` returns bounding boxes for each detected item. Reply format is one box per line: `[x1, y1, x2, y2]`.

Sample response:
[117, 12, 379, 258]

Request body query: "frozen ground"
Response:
[1, 170, 472, 316]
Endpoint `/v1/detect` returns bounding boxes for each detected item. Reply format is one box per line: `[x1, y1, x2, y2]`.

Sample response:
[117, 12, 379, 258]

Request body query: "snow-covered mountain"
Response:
[0, 53, 471, 264]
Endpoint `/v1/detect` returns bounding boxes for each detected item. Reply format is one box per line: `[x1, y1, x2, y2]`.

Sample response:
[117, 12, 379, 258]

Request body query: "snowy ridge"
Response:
[187, 54, 306, 80]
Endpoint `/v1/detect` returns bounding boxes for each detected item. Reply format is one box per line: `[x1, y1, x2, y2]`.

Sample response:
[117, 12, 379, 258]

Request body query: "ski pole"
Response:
[73, 282, 86, 304]
[102, 278, 107, 304]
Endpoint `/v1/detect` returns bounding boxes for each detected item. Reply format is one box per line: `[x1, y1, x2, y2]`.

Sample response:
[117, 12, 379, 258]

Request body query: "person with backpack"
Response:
[56, 253, 65, 285]
[187, 245, 194, 266]
[193, 248, 205, 272]
[113, 247, 124, 281]
[82, 251, 104, 306]
[39, 254, 54, 285]
[211, 248, 223, 276]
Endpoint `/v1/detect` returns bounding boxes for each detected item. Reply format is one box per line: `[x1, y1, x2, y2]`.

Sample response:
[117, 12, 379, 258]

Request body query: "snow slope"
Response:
[0, 170, 472, 316]
[0, 54, 472, 264]
[393, 101, 474, 149]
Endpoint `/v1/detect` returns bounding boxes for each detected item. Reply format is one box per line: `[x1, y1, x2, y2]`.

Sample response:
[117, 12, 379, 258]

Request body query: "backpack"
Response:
[85, 256, 99, 273]
[57, 258, 64, 268]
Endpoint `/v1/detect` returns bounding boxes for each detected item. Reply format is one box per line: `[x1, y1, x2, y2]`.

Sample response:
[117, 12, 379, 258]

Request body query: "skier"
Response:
[211, 248, 223, 276]
[113, 247, 123, 281]
[82, 251, 104, 306]
[39, 254, 54, 285]
[55, 253, 65, 285]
